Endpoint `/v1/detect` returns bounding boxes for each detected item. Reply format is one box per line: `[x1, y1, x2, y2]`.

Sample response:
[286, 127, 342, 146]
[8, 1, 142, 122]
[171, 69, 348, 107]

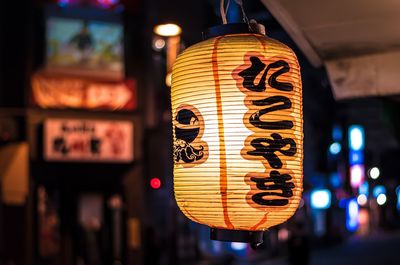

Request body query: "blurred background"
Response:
[1, 0, 400, 265]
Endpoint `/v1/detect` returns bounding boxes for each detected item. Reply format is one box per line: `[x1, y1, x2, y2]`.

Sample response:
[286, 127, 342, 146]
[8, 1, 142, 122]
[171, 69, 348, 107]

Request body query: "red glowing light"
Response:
[97, 0, 119, 7]
[150, 178, 161, 189]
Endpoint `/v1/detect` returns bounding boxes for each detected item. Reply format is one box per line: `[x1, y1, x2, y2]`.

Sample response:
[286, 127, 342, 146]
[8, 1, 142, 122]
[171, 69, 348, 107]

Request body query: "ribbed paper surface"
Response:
[171, 33, 303, 231]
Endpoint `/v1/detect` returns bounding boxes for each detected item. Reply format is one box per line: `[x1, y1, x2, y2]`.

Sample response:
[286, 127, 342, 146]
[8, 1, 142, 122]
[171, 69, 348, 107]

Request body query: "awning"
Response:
[261, 0, 400, 99]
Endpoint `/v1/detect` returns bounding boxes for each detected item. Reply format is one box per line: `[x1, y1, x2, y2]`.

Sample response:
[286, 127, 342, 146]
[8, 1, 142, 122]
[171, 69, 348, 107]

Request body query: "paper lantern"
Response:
[171, 24, 303, 243]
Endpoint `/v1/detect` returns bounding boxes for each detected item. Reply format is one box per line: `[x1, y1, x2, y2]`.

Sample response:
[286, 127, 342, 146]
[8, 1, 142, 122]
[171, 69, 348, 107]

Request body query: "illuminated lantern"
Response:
[171, 23, 303, 243]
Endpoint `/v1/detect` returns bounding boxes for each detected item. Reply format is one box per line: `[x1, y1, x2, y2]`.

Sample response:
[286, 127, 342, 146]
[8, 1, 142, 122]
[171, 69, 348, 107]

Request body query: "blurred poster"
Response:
[46, 17, 124, 80]
[37, 186, 60, 260]
[78, 194, 103, 230]
[31, 73, 136, 111]
[44, 119, 133, 162]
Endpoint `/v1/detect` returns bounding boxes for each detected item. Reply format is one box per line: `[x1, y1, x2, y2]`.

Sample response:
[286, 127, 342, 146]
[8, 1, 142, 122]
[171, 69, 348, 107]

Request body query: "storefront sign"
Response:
[31, 73, 136, 111]
[44, 119, 133, 162]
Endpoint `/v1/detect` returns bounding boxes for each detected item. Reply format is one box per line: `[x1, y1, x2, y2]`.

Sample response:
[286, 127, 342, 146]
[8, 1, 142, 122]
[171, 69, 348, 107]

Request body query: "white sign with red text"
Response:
[44, 119, 133, 162]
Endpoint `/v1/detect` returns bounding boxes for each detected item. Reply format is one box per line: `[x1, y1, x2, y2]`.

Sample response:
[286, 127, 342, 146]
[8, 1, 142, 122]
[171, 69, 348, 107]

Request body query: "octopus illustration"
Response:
[173, 106, 207, 165]
[173, 139, 204, 163]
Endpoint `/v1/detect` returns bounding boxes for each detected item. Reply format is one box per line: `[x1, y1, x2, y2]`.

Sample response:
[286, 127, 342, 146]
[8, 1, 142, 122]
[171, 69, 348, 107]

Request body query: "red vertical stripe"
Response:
[212, 37, 234, 229]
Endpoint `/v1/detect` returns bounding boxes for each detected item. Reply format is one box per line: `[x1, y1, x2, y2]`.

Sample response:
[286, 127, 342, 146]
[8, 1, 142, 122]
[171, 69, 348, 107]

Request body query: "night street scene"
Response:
[1, 0, 400, 265]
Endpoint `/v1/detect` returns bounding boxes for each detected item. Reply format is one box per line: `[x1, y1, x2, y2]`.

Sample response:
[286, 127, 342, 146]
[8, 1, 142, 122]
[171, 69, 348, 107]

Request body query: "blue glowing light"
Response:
[329, 173, 341, 188]
[230, 242, 247, 251]
[339, 198, 347, 209]
[211, 241, 222, 253]
[311, 189, 332, 210]
[57, 0, 70, 7]
[346, 198, 359, 232]
[349, 125, 365, 151]
[349, 150, 364, 165]
[332, 125, 343, 141]
[358, 182, 369, 196]
[329, 142, 341, 155]
[372, 185, 386, 198]
[396, 186, 400, 211]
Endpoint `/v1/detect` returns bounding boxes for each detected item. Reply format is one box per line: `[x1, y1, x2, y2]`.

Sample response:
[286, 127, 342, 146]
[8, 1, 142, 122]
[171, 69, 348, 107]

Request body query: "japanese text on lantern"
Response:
[234, 52, 297, 208]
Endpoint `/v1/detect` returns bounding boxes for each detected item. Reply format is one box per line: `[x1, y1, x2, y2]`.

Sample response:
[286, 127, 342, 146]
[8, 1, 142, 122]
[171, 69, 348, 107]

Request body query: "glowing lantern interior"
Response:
[171, 28, 303, 234]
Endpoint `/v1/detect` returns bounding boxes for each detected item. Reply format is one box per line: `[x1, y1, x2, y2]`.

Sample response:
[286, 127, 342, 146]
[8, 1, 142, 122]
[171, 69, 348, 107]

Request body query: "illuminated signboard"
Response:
[349, 125, 364, 151]
[348, 125, 365, 189]
[346, 198, 359, 232]
[31, 73, 136, 111]
[44, 119, 133, 162]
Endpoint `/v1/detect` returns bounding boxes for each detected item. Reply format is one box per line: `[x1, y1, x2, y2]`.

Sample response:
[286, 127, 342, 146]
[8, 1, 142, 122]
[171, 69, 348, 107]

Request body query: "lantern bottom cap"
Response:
[210, 228, 264, 244]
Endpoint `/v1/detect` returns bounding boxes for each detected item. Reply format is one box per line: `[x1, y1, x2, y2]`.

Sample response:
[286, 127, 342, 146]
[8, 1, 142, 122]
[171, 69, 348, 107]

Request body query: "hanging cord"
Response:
[234, 0, 250, 25]
[220, 0, 231, 24]
[225, 0, 231, 16]
[220, 0, 250, 26]
[220, 0, 265, 35]
[220, 0, 227, 24]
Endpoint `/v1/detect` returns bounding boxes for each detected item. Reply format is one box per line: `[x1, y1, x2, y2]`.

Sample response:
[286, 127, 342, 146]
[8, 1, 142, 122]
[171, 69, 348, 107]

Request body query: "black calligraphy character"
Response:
[267, 60, 293, 92]
[90, 137, 101, 155]
[238, 56, 293, 92]
[239, 56, 268, 92]
[53, 137, 68, 155]
[247, 133, 296, 169]
[250, 95, 293, 130]
[251, 170, 295, 206]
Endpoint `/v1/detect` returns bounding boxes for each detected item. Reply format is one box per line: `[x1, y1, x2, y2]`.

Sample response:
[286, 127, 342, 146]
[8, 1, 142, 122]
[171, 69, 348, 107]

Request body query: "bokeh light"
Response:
[150, 177, 161, 189]
[154, 23, 182, 37]
[377, 193, 387, 206]
[369, 167, 380, 179]
[357, 194, 368, 206]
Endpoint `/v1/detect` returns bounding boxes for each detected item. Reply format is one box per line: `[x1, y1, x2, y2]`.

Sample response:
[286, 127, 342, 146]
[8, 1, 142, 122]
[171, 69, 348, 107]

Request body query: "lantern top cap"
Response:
[202, 23, 264, 40]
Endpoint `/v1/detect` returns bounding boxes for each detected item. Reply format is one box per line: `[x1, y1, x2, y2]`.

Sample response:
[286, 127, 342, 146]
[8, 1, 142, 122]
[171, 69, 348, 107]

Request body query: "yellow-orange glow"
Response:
[165, 72, 172, 87]
[171, 33, 303, 231]
[154, 23, 182, 37]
